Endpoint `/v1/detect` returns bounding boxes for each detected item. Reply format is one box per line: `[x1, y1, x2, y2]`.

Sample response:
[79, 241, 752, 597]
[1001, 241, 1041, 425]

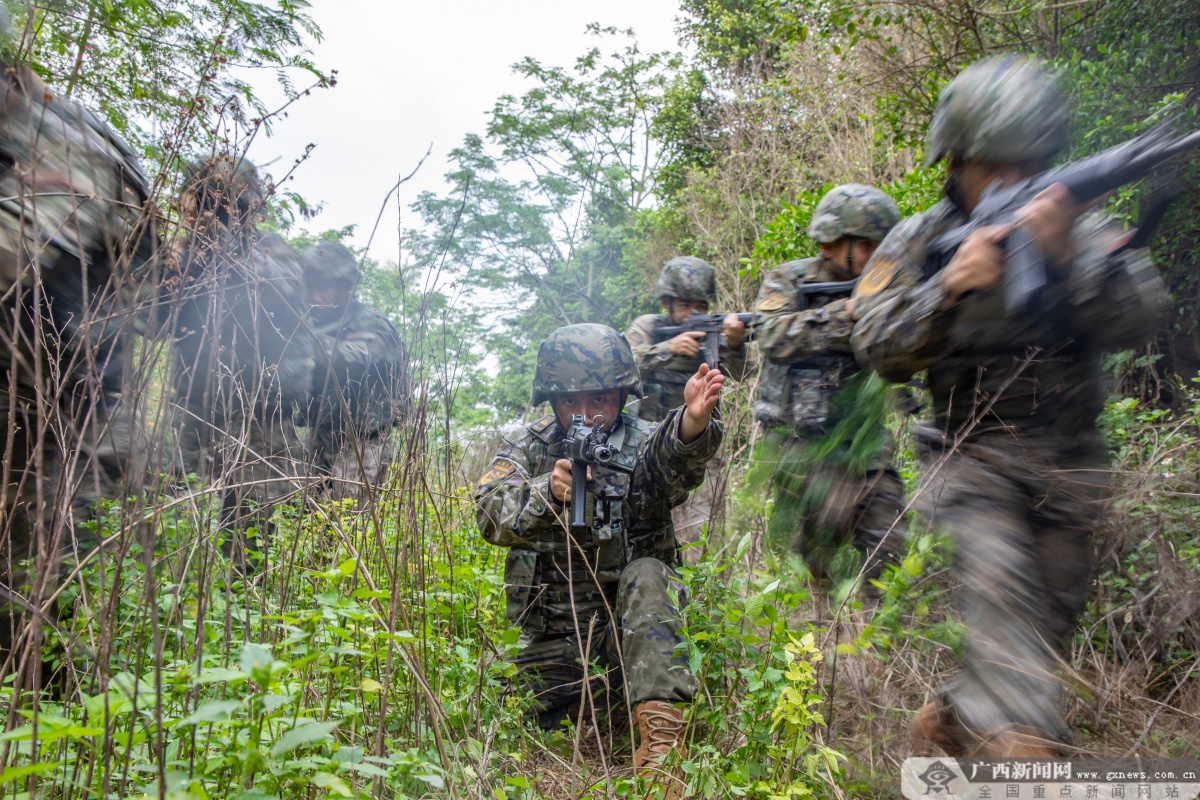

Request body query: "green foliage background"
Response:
[2, 0, 1200, 797]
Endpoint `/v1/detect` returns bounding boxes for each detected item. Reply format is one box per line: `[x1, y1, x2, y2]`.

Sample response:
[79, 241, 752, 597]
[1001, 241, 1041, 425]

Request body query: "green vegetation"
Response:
[3, 0, 1200, 797]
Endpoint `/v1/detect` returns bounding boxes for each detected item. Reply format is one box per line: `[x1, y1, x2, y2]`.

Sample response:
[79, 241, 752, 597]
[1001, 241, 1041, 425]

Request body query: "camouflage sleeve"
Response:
[626, 314, 676, 370]
[754, 263, 855, 363]
[330, 311, 402, 372]
[638, 406, 724, 508]
[850, 215, 952, 383]
[1064, 218, 1166, 351]
[475, 436, 560, 548]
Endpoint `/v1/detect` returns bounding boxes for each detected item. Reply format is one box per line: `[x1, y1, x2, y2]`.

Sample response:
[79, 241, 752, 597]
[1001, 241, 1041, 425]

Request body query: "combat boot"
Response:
[910, 701, 969, 757]
[974, 726, 1061, 759]
[633, 700, 687, 800]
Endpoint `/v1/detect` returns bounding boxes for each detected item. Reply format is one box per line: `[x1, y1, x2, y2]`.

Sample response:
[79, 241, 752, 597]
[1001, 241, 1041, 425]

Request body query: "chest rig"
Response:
[511, 414, 678, 635]
[755, 259, 860, 432]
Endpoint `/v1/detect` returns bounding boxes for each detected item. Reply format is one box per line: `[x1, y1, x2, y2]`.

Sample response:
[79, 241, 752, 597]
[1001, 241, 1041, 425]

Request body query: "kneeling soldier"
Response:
[475, 323, 724, 798]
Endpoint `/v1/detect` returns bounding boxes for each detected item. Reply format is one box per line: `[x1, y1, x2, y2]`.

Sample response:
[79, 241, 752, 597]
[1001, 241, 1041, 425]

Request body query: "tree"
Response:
[406, 26, 677, 418]
[4, 0, 329, 173]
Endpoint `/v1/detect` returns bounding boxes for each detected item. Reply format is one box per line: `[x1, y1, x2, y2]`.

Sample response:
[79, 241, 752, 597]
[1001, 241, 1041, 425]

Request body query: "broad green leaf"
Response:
[309, 772, 353, 797]
[174, 701, 242, 727]
[269, 721, 339, 758]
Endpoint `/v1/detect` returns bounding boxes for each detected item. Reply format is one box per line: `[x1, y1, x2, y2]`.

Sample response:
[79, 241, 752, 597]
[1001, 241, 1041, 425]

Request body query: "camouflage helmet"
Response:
[182, 154, 264, 226]
[926, 55, 1069, 166]
[531, 323, 643, 406]
[654, 256, 717, 302]
[303, 241, 361, 286]
[806, 184, 901, 243]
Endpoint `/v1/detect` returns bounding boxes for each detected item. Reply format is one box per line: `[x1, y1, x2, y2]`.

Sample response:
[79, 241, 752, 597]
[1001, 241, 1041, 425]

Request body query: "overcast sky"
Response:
[246, 0, 681, 265]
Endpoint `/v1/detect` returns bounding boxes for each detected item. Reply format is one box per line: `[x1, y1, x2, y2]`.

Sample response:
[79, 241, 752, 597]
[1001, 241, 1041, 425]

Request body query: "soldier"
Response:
[475, 323, 724, 798]
[753, 184, 903, 581]
[850, 57, 1166, 757]
[0, 59, 154, 667]
[625, 257, 749, 543]
[302, 241, 405, 500]
[170, 156, 315, 568]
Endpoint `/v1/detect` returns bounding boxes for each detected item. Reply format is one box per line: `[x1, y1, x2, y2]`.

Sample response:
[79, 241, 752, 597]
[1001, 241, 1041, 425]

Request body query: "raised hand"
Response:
[680, 363, 725, 444]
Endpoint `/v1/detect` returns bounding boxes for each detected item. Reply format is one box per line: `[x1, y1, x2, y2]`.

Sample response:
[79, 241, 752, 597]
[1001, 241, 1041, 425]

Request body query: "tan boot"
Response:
[910, 701, 968, 757]
[974, 725, 1061, 758]
[633, 700, 687, 800]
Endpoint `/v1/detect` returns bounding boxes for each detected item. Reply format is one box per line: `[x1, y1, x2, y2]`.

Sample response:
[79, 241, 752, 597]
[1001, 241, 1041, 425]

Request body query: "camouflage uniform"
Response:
[850, 57, 1167, 746]
[626, 257, 748, 545]
[753, 185, 903, 578]
[303, 243, 405, 500]
[170, 157, 314, 558]
[626, 257, 750, 421]
[0, 63, 153, 660]
[475, 324, 721, 726]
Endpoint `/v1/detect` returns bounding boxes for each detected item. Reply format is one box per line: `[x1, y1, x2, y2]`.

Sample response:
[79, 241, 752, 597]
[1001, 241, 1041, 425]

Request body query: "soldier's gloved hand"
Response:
[941, 223, 1009, 307]
[1014, 183, 1086, 274]
[680, 363, 725, 444]
[550, 458, 591, 503]
[723, 314, 746, 349]
[668, 330, 706, 357]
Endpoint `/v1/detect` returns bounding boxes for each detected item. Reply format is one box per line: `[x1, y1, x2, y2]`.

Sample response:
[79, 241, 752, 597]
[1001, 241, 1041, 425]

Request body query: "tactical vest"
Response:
[506, 413, 680, 635]
[753, 258, 860, 433]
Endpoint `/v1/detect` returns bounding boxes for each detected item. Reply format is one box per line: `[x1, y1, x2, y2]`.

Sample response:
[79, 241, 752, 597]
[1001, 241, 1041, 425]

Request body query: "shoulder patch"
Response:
[529, 415, 560, 443]
[756, 286, 791, 313]
[478, 458, 516, 487]
[853, 256, 898, 299]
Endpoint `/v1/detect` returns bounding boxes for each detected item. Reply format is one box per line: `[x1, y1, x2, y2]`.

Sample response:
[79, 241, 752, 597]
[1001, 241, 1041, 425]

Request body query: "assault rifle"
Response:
[562, 415, 636, 543]
[651, 312, 754, 369]
[926, 122, 1200, 314]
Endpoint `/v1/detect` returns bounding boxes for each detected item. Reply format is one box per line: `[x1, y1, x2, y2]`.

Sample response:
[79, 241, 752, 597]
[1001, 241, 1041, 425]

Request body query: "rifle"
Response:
[651, 312, 754, 369]
[926, 122, 1200, 313]
[561, 415, 636, 544]
[796, 278, 858, 309]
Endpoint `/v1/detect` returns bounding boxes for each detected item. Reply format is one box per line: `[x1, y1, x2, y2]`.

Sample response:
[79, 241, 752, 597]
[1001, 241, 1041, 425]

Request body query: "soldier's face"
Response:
[308, 279, 352, 314]
[663, 298, 708, 324]
[552, 390, 624, 432]
[820, 237, 882, 278]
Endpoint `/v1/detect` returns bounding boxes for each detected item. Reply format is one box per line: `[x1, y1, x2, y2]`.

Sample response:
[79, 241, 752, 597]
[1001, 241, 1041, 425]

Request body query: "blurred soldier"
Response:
[625, 257, 750, 544]
[851, 56, 1166, 757]
[476, 323, 724, 798]
[170, 156, 315, 568]
[0, 59, 154, 665]
[753, 184, 903, 581]
[302, 241, 405, 500]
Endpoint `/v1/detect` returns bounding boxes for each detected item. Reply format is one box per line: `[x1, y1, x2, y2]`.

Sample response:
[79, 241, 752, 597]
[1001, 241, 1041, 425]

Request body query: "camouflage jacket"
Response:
[475, 408, 722, 634]
[753, 256, 858, 432]
[171, 228, 316, 428]
[1, 63, 153, 399]
[625, 314, 749, 422]
[307, 299, 406, 436]
[851, 199, 1166, 447]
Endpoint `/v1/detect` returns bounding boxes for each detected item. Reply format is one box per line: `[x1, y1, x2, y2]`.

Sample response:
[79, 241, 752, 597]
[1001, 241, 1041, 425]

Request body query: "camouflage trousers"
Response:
[917, 432, 1107, 744]
[176, 408, 304, 562]
[1, 391, 145, 664]
[513, 558, 697, 729]
[765, 430, 904, 581]
[310, 426, 394, 501]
